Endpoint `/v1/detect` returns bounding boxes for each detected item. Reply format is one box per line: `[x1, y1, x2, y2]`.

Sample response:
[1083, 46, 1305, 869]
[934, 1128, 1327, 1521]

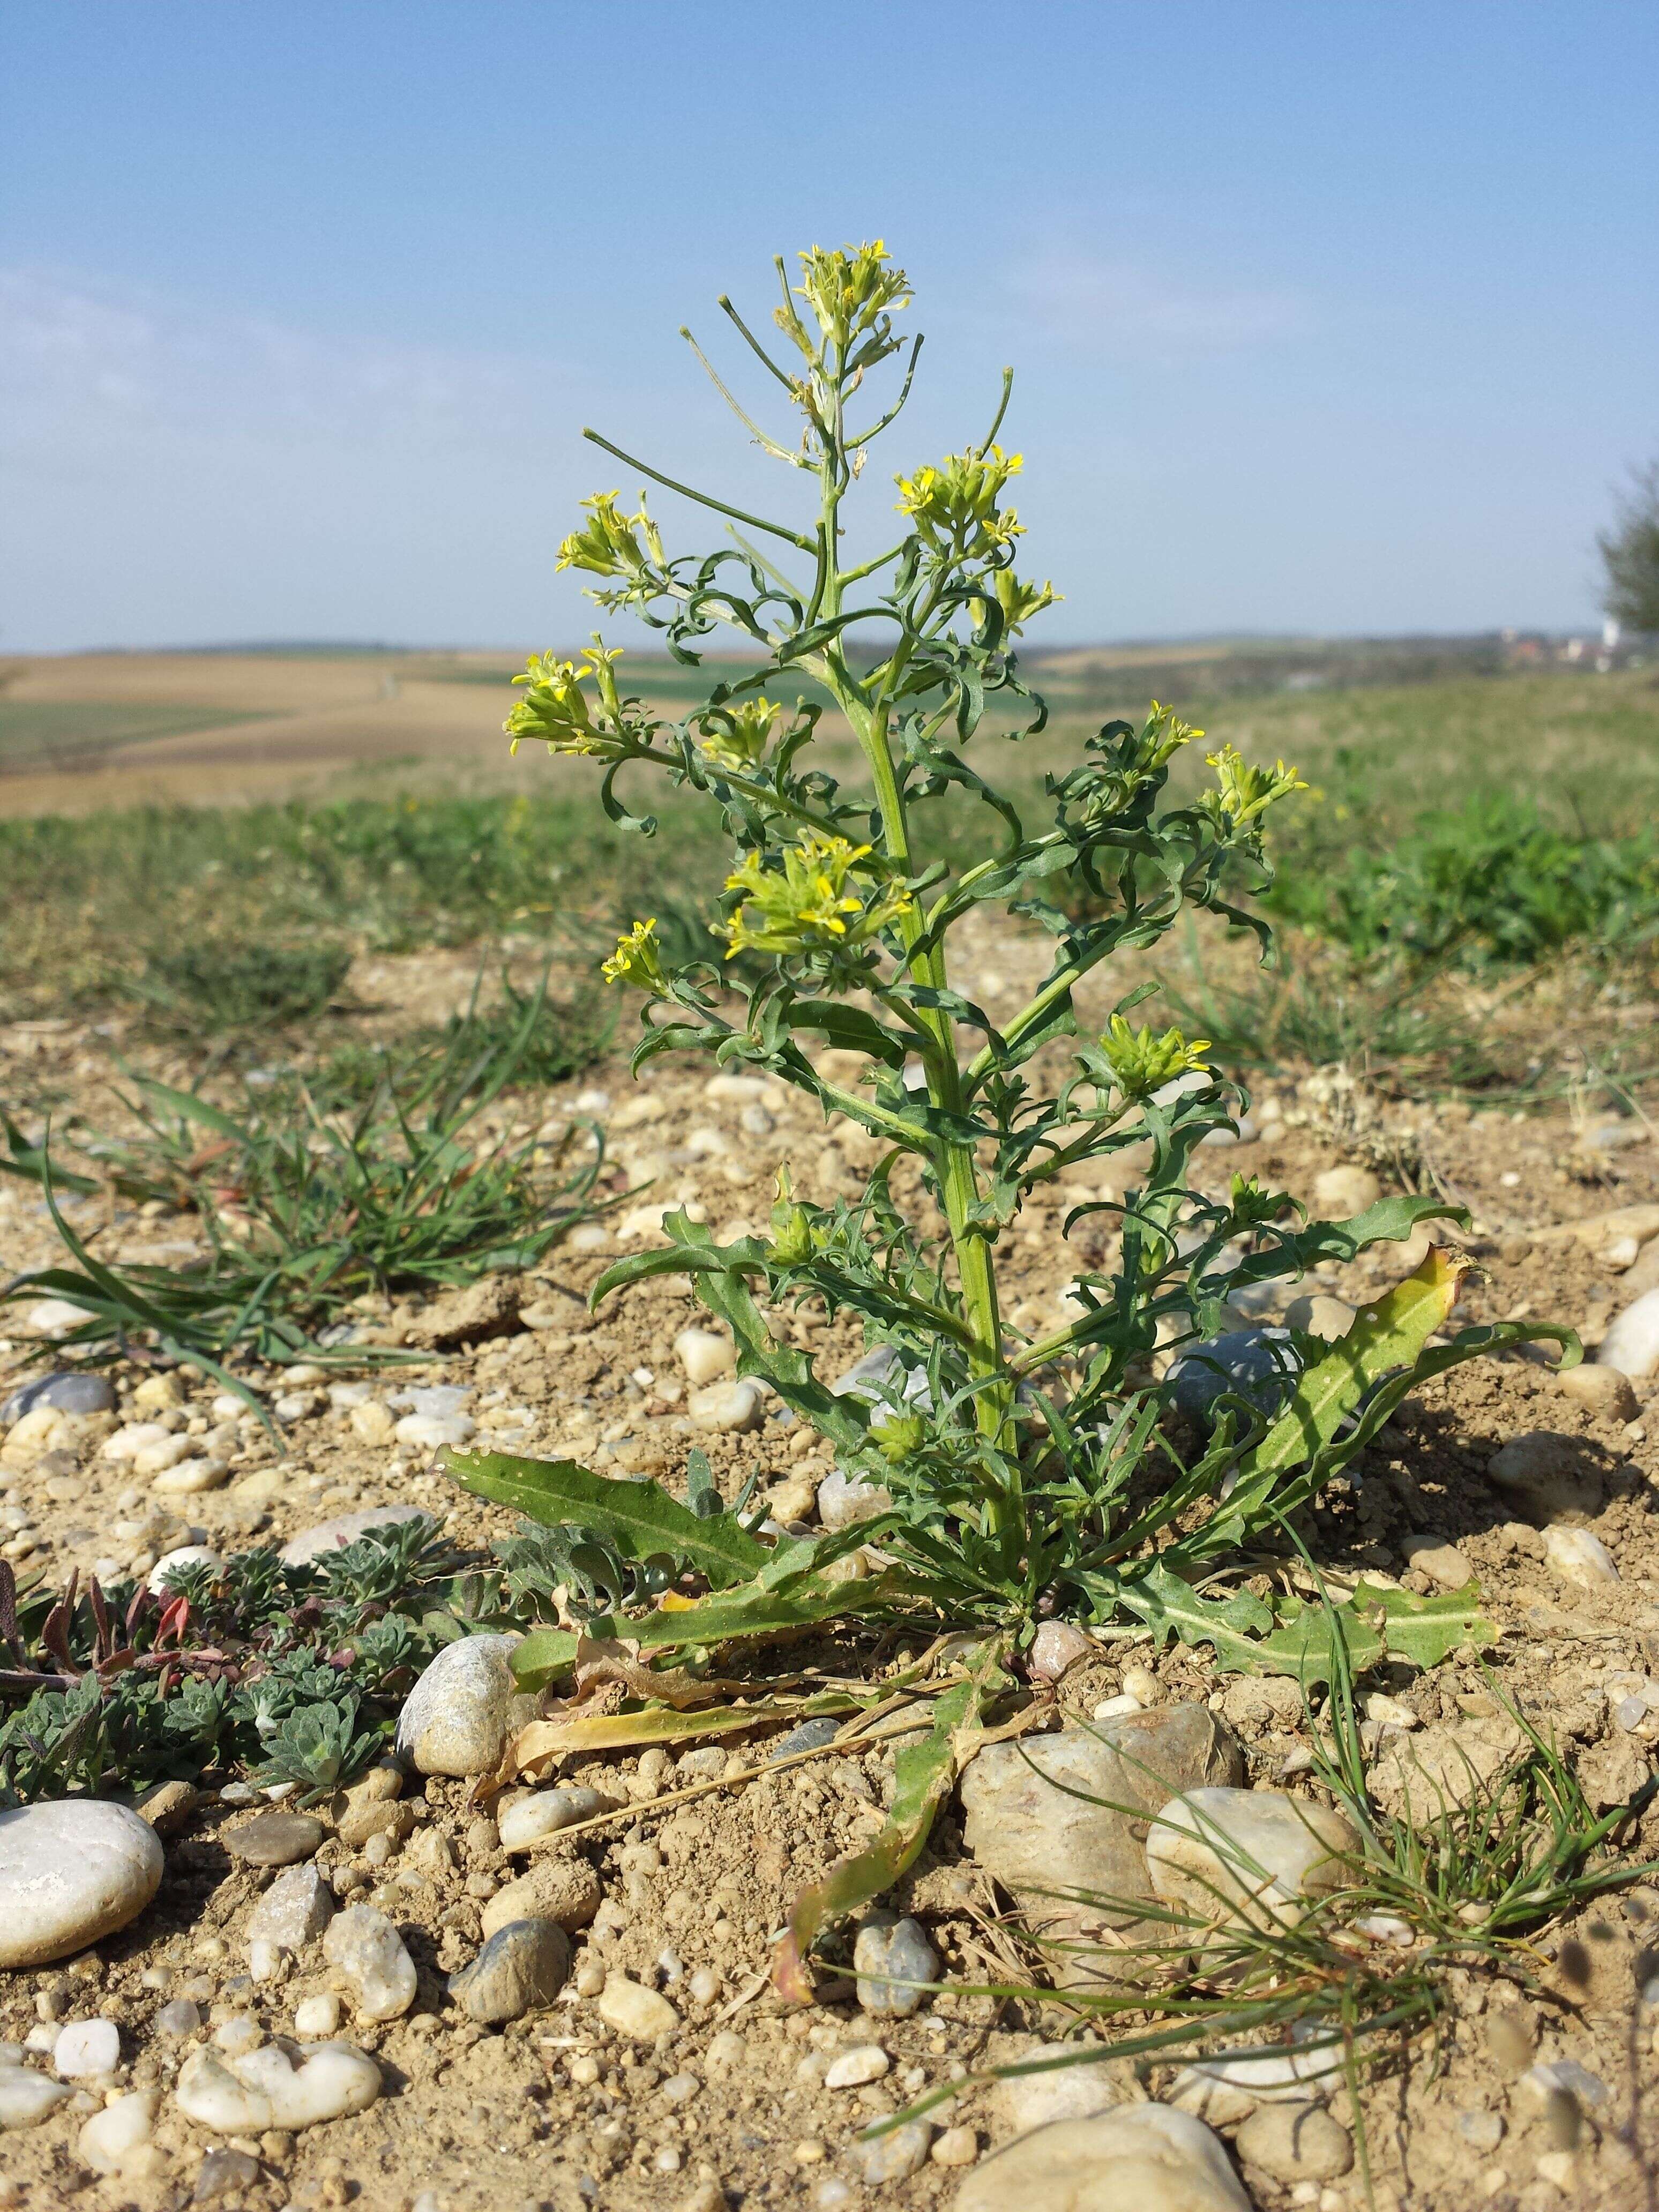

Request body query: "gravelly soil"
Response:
[4, 924, 1659, 2212]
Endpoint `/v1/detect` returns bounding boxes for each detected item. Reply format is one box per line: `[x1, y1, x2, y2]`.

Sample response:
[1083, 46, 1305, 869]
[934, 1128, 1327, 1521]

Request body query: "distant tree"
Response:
[1599, 459, 1659, 633]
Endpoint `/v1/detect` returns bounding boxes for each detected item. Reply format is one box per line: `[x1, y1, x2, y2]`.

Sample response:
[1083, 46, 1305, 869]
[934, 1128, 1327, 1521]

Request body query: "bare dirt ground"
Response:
[4, 910, 1659, 2211]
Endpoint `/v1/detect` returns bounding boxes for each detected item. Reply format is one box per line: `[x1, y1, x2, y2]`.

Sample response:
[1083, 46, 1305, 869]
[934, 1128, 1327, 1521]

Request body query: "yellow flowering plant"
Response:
[449, 247, 1576, 1898]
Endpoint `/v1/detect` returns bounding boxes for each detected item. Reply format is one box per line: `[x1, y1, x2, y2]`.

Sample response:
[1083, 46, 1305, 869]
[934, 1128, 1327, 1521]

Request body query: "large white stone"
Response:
[674, 1327, 734, 1385]
[953, 2104, 1251, 2212]
[174, 2040, 380, 2133]
[323, 1905, 416, 2022]
[0, 2062, 73, 2130]
[1598, 1287, 1659, 1378]
[78, 2088, 158, 2174]
[395, 1633, 520, 1776]
[278, 1504, 427, 1567]
[1146, 1788, 1359, 1930]
[1544, 1525, 1620, 1589]
[0, 1799, 163, 1967]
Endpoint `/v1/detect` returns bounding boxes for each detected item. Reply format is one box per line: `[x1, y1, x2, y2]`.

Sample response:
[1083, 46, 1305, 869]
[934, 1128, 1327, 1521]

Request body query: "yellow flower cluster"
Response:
[504, 642, 629, 759]
[1098, 1015, 1212, 1101]
[719, 834, 913, 963]
[895, 446, 1024, 557]
[697, 697, 780, 775]
[601, 917, 668, 991]
[786, 241, 911, 353]
[1203, 743, 1307, 829]
[556, 491, 664, 582]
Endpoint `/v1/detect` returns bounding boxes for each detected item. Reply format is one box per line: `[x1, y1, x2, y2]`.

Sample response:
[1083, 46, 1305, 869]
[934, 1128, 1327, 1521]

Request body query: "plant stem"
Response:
[806, 343, 1015, 1502]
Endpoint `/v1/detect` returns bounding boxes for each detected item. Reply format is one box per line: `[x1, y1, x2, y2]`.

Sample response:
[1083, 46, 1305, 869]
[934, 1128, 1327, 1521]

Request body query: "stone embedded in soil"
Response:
[174, 2039, 381, 2133]
[953, 2105, 1251, 2212]
[1168, 1328, 1301, 1424]
[223, 1810, 325, 1867]
[854, 2118, 933, 2185]
[246, 1863, 333, 1957]
[1028, 1622, 1095, 1681]
[394, 1411, 475, 1449]
[1236, 2101, 1354, 2184]
[1312, 1164, 1381, 1215]
[674, 1326, 734, 1385]
[1578, 1732, 1651, 1811]
[148, 1544, 222, 1594]
[193, 2146, 263, 2201]
[0, 1797, 163, 1968]
[1544, 1523, 1620, 1587]
[156, 1999, 202, 2037]
[323, 1903, 417, 2021]
[816, 1468, 894, 1530]
[1369, 1715, 1526, 1824]
[1145, 1788, 1359, 1930]
[992, 2047, 1123, 2135]
[52, 2017, 120, 2078]
[1283, 1292, 1356, 1340]
[295, 1992, 341, 2038]
[279, 1503, 427, 1567]
[767, 1715, 843, 1764]
[1400, 1535, 1477, 1589]
[1554, 1362, 1641, 1421]
[77, 2088, 158, 2175]
[480, 1856, 602, 1939]
[854, 1915, 939, 2016]
[350, 1399, 397, 1445]
[1, 1371, 115, 1425]
[595, 1975, 679, 2041]
[1171, 2046, 1346, 2110]
[1484, 1431, 1601, 1516]
[0, 2062, 73, 2129]
[958, 1708, 1243, 1983]
[402, 1272, 523, 1350]
[687, 1379, 763, 1433]
[1598, 1286, 1659, 1378]
[823, 2044, 890, 2089]
[395, 1631, 520, 1776]
[448, 1916, 570, 2023]
[497, 1785, 610, 1851]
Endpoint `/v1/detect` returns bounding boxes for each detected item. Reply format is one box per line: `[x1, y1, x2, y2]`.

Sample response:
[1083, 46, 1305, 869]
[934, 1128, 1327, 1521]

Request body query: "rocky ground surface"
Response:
[4, 931, 1659, 2210]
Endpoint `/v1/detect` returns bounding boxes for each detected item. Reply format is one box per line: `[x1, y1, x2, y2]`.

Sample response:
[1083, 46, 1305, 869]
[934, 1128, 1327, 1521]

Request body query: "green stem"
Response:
[806, 347, 1015, 1499]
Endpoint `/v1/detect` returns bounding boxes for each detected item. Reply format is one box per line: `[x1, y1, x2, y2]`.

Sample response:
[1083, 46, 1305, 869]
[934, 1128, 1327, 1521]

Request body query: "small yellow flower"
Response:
[505, 640, 632, 759]
[697, 697, 780, 775]
[556, 491, 665, 581]
[783, 241, 911, 354]
[1202, 743, 1308, 830]
[602, 918, 669, 992]
[895, 446, 1024, 557]
[1098, 1015, 1212, 1100]
[969, 569, 1060, 638]
[719, 834, 913, 965]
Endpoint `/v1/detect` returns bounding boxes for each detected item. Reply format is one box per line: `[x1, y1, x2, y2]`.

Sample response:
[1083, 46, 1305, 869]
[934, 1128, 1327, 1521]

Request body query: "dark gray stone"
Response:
[766, 1716, 842, 1765]
[1, 1372, 117, 1425]
[448, 1917, 569, 2023]
[1169, 1328, 1301, 1422]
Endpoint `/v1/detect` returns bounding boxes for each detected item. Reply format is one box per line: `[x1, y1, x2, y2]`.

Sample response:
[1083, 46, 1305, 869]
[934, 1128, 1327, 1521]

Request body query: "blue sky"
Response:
[2, 1, 1654, 651]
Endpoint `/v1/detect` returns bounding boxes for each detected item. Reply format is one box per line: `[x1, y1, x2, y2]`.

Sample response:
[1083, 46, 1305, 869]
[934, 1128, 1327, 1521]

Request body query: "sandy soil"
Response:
[3, 922, 1659, 2210]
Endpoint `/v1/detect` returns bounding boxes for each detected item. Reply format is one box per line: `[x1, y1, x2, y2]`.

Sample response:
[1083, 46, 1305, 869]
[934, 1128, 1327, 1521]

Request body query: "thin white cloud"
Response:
[1008, 248, 1311, 354]
[0, 267, 555, 461]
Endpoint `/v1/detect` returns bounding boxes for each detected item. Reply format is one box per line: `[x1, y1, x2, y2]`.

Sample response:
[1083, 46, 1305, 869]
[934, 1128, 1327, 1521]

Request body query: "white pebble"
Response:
[52, 2018, 119, 2079]
[824, 2044, 890, 2089]
[174, 2039, 381, 2132]
[1598, 1287, 1659, 1378]
[687, 1379, 761, 1434]
[76, 2088, 157, 2174]
[294, 1993, 341, 2039]
[1544, 1525, 1619, 1588]
[674, 1327, 734, 1386]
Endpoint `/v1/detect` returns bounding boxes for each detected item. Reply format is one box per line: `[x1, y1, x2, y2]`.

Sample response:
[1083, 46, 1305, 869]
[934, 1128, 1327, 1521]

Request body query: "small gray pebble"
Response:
[854, 1915, 939, 2017]
[767, 1717, 842, 1765]
[155, 1999, 203, 2037]
[194, 2146, 263, 2202]
[1169, 1327, 1301, 1422]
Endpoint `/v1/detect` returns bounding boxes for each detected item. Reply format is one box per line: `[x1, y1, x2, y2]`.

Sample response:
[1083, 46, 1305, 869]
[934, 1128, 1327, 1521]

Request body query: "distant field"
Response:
[0, 633, 1598, 819]
[0, 698, 274, 769]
